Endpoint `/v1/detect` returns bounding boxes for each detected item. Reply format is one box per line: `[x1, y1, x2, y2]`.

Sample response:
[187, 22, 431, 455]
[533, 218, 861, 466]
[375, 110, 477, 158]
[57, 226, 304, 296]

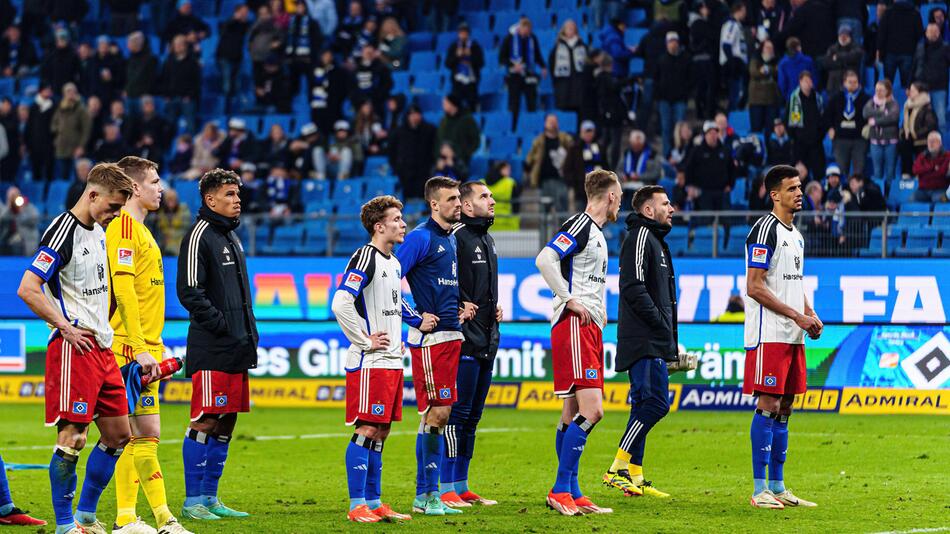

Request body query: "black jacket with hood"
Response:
[452, 214, 499, 360]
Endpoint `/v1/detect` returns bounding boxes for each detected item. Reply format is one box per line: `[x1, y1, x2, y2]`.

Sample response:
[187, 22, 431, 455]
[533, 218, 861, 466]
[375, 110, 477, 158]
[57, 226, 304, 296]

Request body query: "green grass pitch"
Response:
[1, 404, 948, 533]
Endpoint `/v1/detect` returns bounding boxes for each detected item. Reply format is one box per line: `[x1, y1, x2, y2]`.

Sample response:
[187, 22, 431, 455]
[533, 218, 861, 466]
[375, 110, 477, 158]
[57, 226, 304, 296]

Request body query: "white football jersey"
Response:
[27, 212, 114, 348]
[744, 213, 806, 348]
[544, 212, 609, 328]
[337, 245, 404, 370]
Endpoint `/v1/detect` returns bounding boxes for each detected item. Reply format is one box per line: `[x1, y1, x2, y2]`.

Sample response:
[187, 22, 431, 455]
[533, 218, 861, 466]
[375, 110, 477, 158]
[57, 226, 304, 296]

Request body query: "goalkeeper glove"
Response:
[667, 352, 698, 374]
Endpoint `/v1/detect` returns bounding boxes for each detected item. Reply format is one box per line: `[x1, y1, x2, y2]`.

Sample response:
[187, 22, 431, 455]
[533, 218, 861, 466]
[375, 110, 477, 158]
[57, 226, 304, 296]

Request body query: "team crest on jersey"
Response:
[117, 247, 134, 266]
[750, 246, 768, 264]
[794, 256, 801, 271]
[439, 388, 452, 399]
[344, 271, 364, 291]
[764, 375, 777, 387]
[392, 289, 398, 304]
[452, 261, 457, 277]
[72, 401, 88, 414]
[96, 264, 105, 281]
[31, 251, 55, 273]
[215, 395, 228, 406]
[585, 368, 598, 379]
[141, 395, 155, 407]
[371, 403, 385, 415]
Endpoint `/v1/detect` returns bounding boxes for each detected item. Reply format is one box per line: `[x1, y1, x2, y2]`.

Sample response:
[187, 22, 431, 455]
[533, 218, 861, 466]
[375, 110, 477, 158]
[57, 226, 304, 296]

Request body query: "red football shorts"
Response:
[410, 340, 461, 414]
[743, 343, 807, 396]
[552, 312, 604, 398]
[45, 335, 128, 426]
[345, 367, 404, 425]
[190, 370, 250, 421]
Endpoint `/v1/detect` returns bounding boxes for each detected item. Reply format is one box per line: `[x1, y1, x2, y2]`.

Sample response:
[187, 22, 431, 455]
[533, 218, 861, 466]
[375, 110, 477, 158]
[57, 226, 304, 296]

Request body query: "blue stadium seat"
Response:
[483, 111, 512, 133]
[261, 224, 305, 255]
[411, 72, 443, 94]
[731, 178, 748, 208]
[415, 93, 443, 113]
[492, 11, 521, 34]
[436, 32, 458, 55]
[601, 223, 623, 251]
[628, 58, 645, 76]
[666, 226, 689, 256]
[887, 178, 918, 209]
[252, 223, 272, 251]
[365, 176, 399, 197]
[479, 69, 504, 94]
[45, 180, 71, 213]
[896, 227, 939, 257]
[684, 226, 724, 257]
[859, 226, 902, 257]
[175, 181, 202, 213]
[0, 78, 14, 97]
[469, 155, 490, 178]
[300, 179, 330, 204]
[623, 28, 648, 46]
[468, 16, 492, 33]
[402, 199, 428, 216]
[489, 134, 520, 160]
[411, 51, 439, 72]
[459, 0, 486, 11]
[933, 205, 950, 230]
[535, 30, 556, 52]
[364, 155, 391, 176]
[333, 218, 367, 254]
[479, 91, 507, 112]
[897, 202, 932, 226]
[554, 111, 577, 134]
[553, 0, 579, 9]
[921, 3, 943, 26]
[332, 180, 365, 206]
[489, 0, 515, 11]
[728, 110, 751, 136]
[294, 220, 329, 256]
[393, 70, 411, 94]
[626, 8, 649, 27]
[408, 32, 435, 52]
[659, 178, 675, 199]
[517, 112, 545, 135]
[19, 181, 45, 206]
[261, 114, 293, 136]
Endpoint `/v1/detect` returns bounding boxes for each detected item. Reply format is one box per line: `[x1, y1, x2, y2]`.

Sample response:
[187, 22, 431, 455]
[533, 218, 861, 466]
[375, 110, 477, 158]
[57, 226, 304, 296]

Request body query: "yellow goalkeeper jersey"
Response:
[107, 209, 166, 355]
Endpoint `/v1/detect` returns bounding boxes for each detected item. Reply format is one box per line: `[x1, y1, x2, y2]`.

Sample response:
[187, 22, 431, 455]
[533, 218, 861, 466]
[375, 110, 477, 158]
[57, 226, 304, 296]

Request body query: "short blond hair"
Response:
[87, 163, 134, 199]
[361, 195, 404, 235]
[116, 156, 158, 182]
[584, 169, 620, 200]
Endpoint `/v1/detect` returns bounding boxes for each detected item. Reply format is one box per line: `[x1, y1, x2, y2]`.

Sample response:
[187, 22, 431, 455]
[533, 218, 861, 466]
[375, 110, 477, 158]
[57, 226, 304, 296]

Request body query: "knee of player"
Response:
[756, 394, 782, 413]
[356, 424, 382, 440]
[60, 433, 87, 451]
[428, 409, 451, 427]
[582, 407, 604, 424]
[655, 399, 671, 419]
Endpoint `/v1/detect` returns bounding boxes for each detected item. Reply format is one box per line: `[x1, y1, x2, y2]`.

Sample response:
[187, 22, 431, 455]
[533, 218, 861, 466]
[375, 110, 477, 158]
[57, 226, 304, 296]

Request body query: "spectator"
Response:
[483, 160, 521, 230]
[668, 120, 695, 168]
[309, 49, 349, 136]
[444, 21, 484, 113]
[900, 81, 938, 176]
[846, 172, 886, 212]
[162, 0, 210, 45]
[684, 121, 735, 211]
[877, 0, 923, 88]
[155, 187, 192, 256]
[818, 24, 863, 98]
[353, 99, 387, 156]
[239, 162, 265, 213]
[93, 121, 130, 162]
[749, 39, 781, 133]
[89, 35, 126, 105]
[304, 0, 338, 37]
[826, 70, 869, 176]
[435, 94, 480, 164]
[40, 27, 81, 95]
[50, 82, 90, 179]
[766, 117, 795, 165]
[864, 79, 900, 183]
[634, 15, 675, 117]
[216, 3, 251, 113]
[564, 120, 606, 209]
[106, 0, 141, 37]
[215, 117, 257, 172]
[259, 123, 292, 174]
[594, 53, 627, 167]
[780, 0, 836, 60]
[719, 0, 749, 110]
[823, 163, 844, 201]
[525, 114, 573, 211]
[187, 120, 225, 179]
[350, 43, 393, 116]
[549, 19, 588, 115]
[378, 16, 406, 70]
[105, 98, 132, 142]
[25, 85, 55, 182]
[254, 52, 292, 112]
[914, 23, 950, 133]
[911, 131, 950, 203]
[128, 95, 171, 167]
[752, 0, 789, 46]
[432, 141, 467, 181]
[778, 37, 814, 100]
[930, 7, 950, 44]
[835, 0, 867, 45]
[748, 173, 771, 211]
[160, 34, 201, 133]
[715, 111, 740, 156]
[598, 18, 635, 78]
[167, 133, 193, 176]
[0, 186, 40, 255]
[656, 31, 690, 156]
[65, 157, 92, 208]
[314, 120, 362, 180]
[0, 25, 38, 78]
[688, 1, 719, 119]
[500, 17, 546, 130]
[616, 129, 661, 205]
[787, 70, 826, 182]
[289, 122, 321, 179]
[269, 0, 291, 29]
[84, 95, 104, 154]
[864, 2, 886, 66]
[76, 41, 96, 97]
[388, 104, 436, 200]
[334, 0, 364, 56]
[285, 0, 324, 96]
[0, 97, 20, 182]
[265, 164, 299, 217]
[249, 5, 284, 87]
[124, 31, 159, 112]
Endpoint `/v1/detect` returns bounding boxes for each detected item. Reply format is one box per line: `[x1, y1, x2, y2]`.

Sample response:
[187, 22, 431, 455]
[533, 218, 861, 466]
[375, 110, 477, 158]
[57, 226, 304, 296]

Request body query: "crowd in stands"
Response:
[1, 0, 949, 257]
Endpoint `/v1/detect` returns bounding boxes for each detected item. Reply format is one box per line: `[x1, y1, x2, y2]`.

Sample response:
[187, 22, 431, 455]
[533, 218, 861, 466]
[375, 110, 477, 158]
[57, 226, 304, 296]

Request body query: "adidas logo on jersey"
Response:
[437, 245, 446, 253]
[783, 241, 788, 247]
[381, 271, 387, 277]
[82, 247, 89, 256]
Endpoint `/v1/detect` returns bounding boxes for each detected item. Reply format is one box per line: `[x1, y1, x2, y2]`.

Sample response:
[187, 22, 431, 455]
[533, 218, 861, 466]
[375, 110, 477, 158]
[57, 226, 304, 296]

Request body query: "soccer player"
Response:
[107, 157, 192, 534]
[177, 169, 259, 520]
[439, 181, 501, 508]
[535, 169, 622, 516]
[332, 195, 414, 523]
[604, 185, 696, 498]
[17, 163, 135, 534]
[0, 452, 46, 526]
[744, 164, 822, 509]
[398, 176, 471, 516]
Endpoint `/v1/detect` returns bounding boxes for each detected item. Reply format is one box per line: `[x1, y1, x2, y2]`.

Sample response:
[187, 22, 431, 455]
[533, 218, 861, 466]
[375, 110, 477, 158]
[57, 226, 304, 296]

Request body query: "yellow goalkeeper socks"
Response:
[133, 437, 173, 526]
[629, 463, 644, 483]
[115, 439, 139, 527]
[610, 449, 631, 472]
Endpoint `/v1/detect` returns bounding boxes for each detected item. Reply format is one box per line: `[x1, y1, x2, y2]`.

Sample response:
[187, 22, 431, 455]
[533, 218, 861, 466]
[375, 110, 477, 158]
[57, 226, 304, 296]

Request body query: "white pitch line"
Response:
[868, 528, 950, 534]
[2, 427, 533, 451]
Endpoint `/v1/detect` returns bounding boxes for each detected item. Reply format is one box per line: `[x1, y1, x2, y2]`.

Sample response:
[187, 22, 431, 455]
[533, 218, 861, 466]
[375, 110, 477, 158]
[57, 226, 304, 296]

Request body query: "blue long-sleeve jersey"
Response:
[398, 217, 461, 339]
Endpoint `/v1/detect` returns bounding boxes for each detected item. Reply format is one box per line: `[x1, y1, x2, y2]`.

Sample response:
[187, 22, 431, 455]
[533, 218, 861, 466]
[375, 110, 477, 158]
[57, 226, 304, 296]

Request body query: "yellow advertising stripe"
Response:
[839, 388, 950, 415]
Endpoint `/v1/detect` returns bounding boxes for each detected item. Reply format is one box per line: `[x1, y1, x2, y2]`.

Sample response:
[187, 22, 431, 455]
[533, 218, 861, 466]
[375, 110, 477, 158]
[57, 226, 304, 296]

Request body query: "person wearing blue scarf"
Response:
[826, 71, 869, 177]
[285, 1, 324, 99]
[500, 17, 546, 130]
[445, 22, 485, 113]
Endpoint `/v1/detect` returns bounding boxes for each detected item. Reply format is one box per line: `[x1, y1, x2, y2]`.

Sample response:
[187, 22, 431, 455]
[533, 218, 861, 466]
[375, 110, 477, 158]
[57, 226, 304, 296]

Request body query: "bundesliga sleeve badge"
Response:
[117, 247, 134, 267]
[31, 250, 55, 273]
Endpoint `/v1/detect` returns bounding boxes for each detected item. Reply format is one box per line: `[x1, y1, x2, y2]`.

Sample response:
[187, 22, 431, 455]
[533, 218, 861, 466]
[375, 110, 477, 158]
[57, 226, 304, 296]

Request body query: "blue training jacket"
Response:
[398, 217, 461, 335]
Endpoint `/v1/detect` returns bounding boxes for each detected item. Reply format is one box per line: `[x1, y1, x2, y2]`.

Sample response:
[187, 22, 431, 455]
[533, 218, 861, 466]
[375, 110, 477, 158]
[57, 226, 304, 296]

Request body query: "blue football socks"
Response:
[0, 453, 13, 514]
[345, 435, 371, 510]
[454, 454, 471, 495]
[422, 426, 444, 495]
[554, 415, 595, 494]
[182, 429, 207, 508]
[751, 411, 775, 495]
[201, 434, 231, 507]
[769, 418, 789, 494]
[49, 447, 79, 533]
[75, 441, 122, 525]
[365, 441, 383, 509]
